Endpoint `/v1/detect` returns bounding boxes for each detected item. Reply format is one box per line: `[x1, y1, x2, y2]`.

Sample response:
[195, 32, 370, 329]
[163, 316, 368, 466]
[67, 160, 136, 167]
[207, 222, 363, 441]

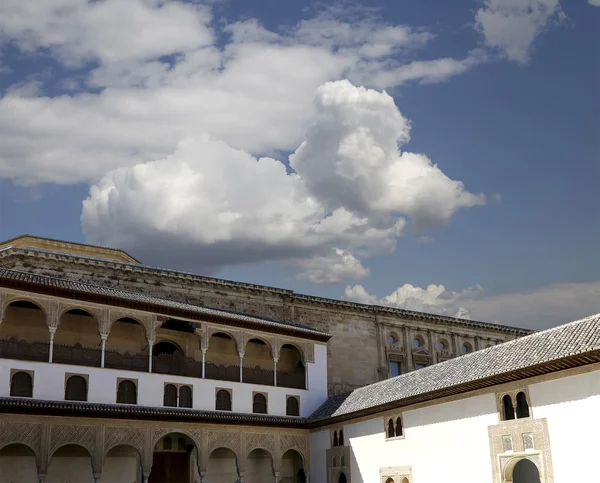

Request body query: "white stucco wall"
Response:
[310, 429, 330, 483]
[0, 345, 327, 417]
[529, 370, 600, 483]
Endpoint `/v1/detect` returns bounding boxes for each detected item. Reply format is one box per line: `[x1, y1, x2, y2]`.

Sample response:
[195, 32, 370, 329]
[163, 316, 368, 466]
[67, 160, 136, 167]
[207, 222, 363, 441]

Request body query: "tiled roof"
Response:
[0, 245, 532, 335]
[0, 268, 331, 341]
[0, 397, 306, 427]
[309, 313, 600, 423]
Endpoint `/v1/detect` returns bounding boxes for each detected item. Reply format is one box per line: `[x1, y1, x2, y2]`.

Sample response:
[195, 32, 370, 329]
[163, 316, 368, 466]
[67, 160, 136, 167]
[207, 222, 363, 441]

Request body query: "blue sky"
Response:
[0, 0, 598, 329]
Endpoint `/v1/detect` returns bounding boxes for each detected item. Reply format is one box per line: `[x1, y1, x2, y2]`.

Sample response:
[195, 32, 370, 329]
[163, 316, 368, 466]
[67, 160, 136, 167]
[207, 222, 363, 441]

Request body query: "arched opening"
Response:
[339, 429, 344, 446]
[278, 344, 305, 389]
[54, 309, 101, 367]
[253, 393, 268, 414]
[163, 383, 178, 407]
[152, 340, 196, 377]
[207, 447, 239, 483]
[297, 468, 306, 482]
[10, 371, 33, 397]
[103, 444, 142, 482]
[439, 339, 449, 351]
[281, 449, 305, 483]
[386, 478, 395, 483]
[244, 338, 274, 385]
[340, 456, 345, 467]
[286, 396, 300, 416]
[216, 389, 232, 411]
[414, 335, 424, 348]
[47, 444, 93, 481]
[206, 332, 239, 382]
[401, 478, 409, 483]
[395, 417, 403, 437]
[117, 379, 137, 404]
[339, 472, 347, 483]
[387, 419, 395, 438]
[179, 385, 193, 408]
[333, 456, 337, 467]
[0, 300, 49, 362]
[65, 375, 87, 401]
[150, 433, 198, 483]
[153, 341, 183, 356]
[462, 342, 473, 354]
[503, 394, 515, 420]
[511, 458, 541, 483]
[246, 448, 274, 482]
[105, 317, 148, 372]
[388, 332, 399, 345]
[333, 431, 338, 447]
[516, 392, 530, 418]
[0, 443, 38, 482]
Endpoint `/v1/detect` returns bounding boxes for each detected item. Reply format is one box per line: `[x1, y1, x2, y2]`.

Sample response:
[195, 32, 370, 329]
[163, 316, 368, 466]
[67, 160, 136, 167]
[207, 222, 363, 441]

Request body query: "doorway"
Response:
[512, 458, 541, 483]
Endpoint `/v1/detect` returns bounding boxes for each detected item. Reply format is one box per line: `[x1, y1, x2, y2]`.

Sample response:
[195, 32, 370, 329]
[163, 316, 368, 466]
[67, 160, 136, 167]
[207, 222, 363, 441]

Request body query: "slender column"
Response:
[199, 473, 206, 483]
[100, 334, 107, 368]
[38, 475, 46, 483]
[474, 336, 481, 351]
[238, 473, 244, 483]
[239, 352, 244, 383]
[148, 339, 154, 373]
[305, 471, 310, 483]
[201, 348, 207, 379]
[273, 358, 278, 386]
[143, 475, 150, 483]
[274, 471, 280, 483]
[92, 473, 101, 483]
[48, 327, 56, 363]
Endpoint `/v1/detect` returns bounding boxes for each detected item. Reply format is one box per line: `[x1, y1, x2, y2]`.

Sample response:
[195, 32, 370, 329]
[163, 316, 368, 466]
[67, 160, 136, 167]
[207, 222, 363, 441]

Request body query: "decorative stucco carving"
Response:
[280, 433, 307, 461]
[0, 421, 42, 458]
[245, 432, 276, 458]
[49, 424, 97, 457]
[103, 426, 145, 455]
[207, 430, 241, 458]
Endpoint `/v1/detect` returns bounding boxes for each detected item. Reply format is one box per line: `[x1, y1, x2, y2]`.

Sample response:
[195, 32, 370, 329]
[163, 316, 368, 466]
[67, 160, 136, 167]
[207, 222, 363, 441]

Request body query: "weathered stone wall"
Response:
[0, 251, 526, 395]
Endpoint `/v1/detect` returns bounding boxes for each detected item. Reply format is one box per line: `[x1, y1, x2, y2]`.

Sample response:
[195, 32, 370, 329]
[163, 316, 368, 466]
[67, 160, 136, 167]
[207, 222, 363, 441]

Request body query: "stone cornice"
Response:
[0, 246, 532, 336]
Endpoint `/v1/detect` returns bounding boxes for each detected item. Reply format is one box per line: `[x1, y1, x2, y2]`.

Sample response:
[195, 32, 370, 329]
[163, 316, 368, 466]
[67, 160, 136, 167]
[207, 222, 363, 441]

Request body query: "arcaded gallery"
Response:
[0, 236, 598, 482]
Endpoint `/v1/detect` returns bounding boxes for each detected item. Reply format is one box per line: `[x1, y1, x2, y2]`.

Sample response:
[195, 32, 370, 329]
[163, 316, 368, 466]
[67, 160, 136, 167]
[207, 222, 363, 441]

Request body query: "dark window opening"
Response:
[395, 417, 403, 437]
[253, 393, 267, 414]
[153, 341, 182, 357]
[164, 384, 178, 407]
[286, 396, 300, 416]
[117, 380, 137, 404]
[339, 429, 344, 446]
[65, 375, 87, 401]
[10, 371, 32, 398]
[163, 436, 172, 450]
[503, 394, 515, 420]
[389, 360, 401, 377]
[160, 318, 195, 333]
[65, 308, 94, 317]
[216, 389, 231, 411]
[179, 385, 192, 408]
[333, 431, 338, 447]
[387, 419, 395, 438]
[516, 392, 530, 418]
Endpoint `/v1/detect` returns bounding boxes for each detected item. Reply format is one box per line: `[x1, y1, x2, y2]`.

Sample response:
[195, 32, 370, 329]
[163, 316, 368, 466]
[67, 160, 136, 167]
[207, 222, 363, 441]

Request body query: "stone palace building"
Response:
[0, 235, 597, 483]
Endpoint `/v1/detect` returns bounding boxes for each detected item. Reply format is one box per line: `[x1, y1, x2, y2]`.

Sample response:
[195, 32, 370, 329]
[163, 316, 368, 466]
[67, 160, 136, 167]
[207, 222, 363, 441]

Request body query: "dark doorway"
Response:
[148, 452, 190, 483]
[513, 459, 540, 483]
[153, 341, 182, 357]
[339, 472, 347, 483]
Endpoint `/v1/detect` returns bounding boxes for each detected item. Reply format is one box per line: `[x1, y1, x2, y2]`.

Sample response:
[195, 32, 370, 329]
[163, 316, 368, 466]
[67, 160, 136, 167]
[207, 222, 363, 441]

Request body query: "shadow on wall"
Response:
[530, 371, 600, 407]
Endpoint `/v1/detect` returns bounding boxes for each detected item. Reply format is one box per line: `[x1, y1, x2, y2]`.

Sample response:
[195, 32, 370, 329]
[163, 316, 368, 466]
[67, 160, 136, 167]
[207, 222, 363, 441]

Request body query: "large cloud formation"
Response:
[344, 281, 600, 329]
[82, 80, 485, 280]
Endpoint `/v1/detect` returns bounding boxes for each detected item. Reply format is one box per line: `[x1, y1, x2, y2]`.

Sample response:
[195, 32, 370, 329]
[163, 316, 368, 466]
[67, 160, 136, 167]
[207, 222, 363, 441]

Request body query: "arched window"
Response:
[286, 396, 300, 416]
[179, 385, 192, 408]
[339, 429, 344, 446]
[516, 392, 530, 418]
[502, 394, 515, 420]
[117, 380, 137, 404]
[177, 436, 186, 451]
[163, 436, 172, 450]
[216, 389, 231, 411]
[339, 473, 347, 483]
[386, 478, 395, 483]
[395, 417, 403, 437]
[253, 393, 267, 414]
[387, 419, 395, 438]
[163, 384, 177, 407]
[65, 375, 87, 401]
[462, 342, 472, 354]
[10, 371, 32, 398]
[340, 456, 345, 467]
[333, 431, 338, 447]
[332, 456, 337, 467]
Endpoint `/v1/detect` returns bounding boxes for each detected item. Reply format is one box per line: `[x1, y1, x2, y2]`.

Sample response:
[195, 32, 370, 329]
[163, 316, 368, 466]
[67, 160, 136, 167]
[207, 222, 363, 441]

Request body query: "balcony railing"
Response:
[0, 339, 307, 389]
[0, 338, 49, 363]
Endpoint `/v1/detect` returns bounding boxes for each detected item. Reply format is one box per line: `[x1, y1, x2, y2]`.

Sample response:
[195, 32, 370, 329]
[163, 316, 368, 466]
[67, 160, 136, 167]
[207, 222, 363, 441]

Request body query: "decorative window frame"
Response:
[64, 372, 89, 401]
[215, 387, 233, 411]
[496, 387, 533, 421]
[286, 394, 300, 416]
[330, 427, 346, 447]
[387, 354, 405, 378]
[384, 414, 405, 441]
[252, 391, 268, 414]
[116, 377, 138, 405]
[9, 368, 34, 397]
[380, 466, 412, 483]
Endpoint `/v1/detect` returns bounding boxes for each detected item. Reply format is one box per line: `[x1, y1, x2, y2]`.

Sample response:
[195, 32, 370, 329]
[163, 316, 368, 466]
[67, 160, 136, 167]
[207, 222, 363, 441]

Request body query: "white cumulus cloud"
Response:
[475, 0, 563, 63]
[81, 81, 484, 278]
[344, 281, 600, 329]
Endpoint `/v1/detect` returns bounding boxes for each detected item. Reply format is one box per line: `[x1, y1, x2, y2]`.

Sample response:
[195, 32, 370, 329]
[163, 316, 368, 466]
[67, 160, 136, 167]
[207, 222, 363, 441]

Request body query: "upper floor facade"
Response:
[0, 235, 532, 396]
[0, 275, 329, 419]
